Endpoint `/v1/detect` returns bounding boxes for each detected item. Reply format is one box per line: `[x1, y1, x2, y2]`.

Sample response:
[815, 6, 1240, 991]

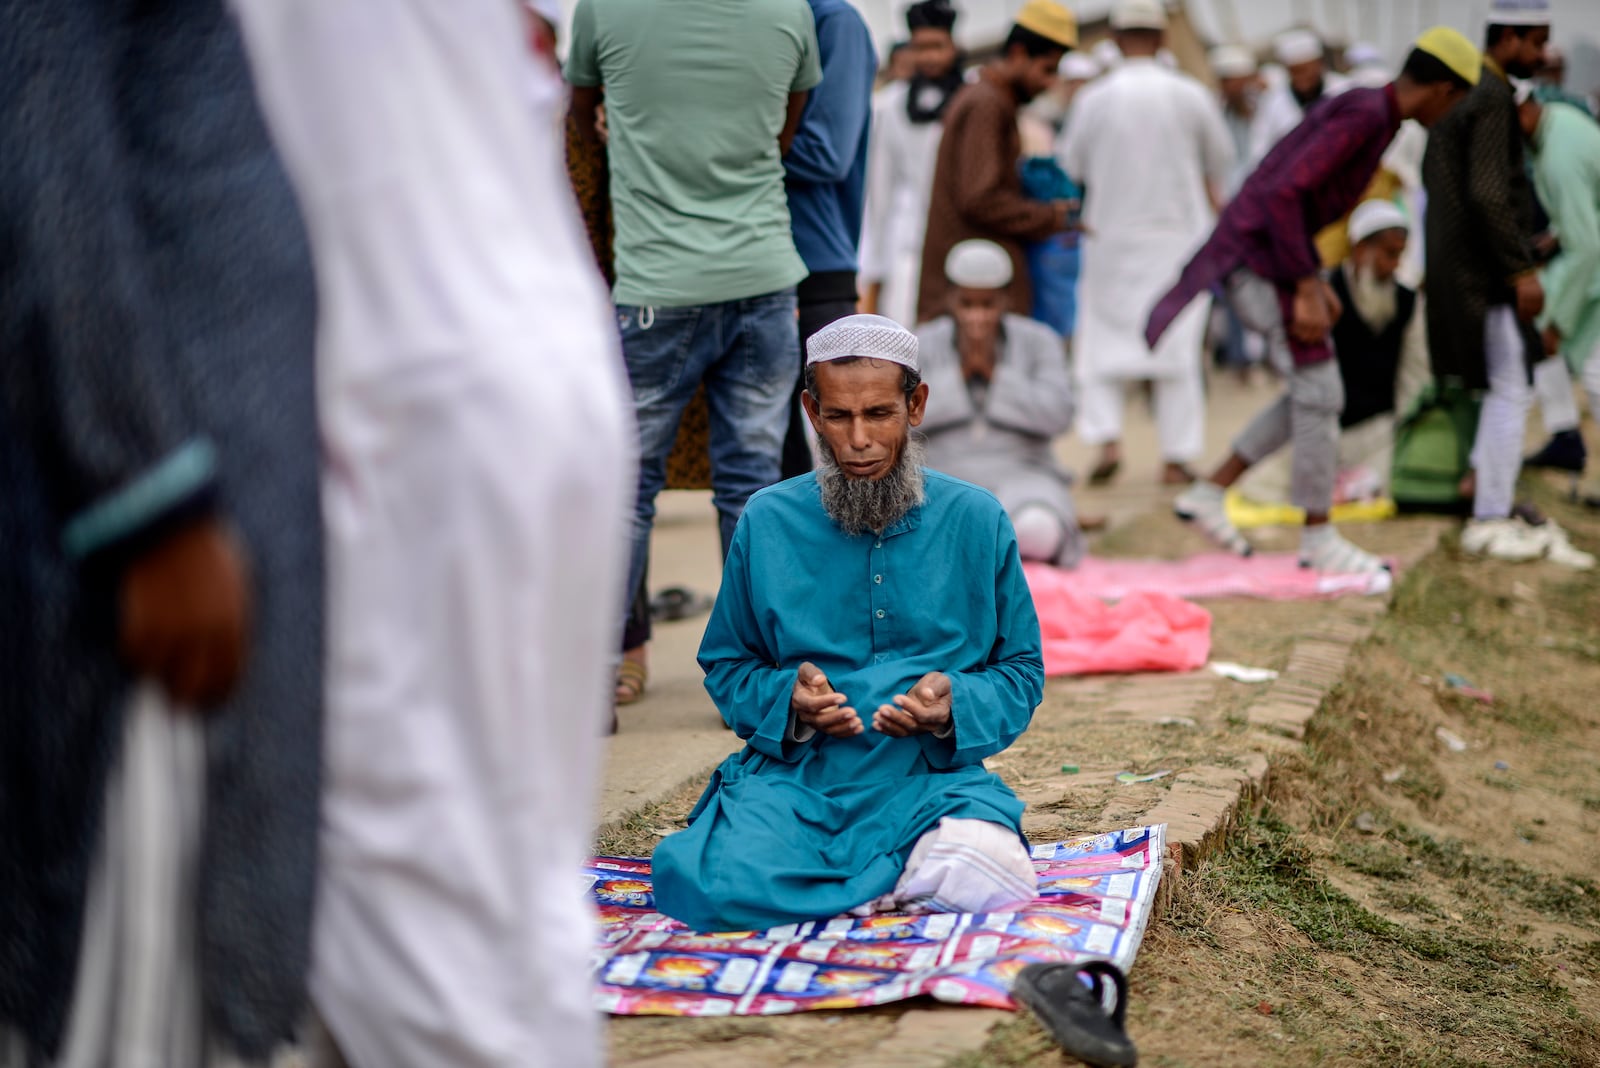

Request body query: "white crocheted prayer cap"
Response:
[945, 239, 1015, 290]
[1487, 0, 1551, 28]
[1349, 200, 1409, 245]
[807, 314, 920, 373]
[1275, 28, 1324, 66]
[1059, 52, 1101, 81]
[1209, 44, 1257, 79]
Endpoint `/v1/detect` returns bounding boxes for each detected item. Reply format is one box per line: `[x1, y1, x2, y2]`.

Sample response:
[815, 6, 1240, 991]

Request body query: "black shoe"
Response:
[1525, 429, 1587, 473]
[1013, 960, 1139, 1067]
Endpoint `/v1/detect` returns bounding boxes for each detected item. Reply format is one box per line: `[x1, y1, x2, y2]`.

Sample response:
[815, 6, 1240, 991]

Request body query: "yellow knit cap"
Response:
[1413, 25, 1482, 86]
[1014, 0, 1079, 49]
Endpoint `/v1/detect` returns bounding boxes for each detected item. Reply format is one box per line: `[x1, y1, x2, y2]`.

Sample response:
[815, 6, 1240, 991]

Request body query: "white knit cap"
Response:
[1345, 41, 1385, 68]
[1059, 52, 1102, 80]
[945, 239, 1015, 290]
[1275, 28, 1324, 66]
[1487, 0, 1551, 28]
[806, 314, 920, 372]
[1209, 44, 1256, 78]
[1093, 38, 1124, 68]
[1348, 200, 1410, 246]
[1110, 0, 1167, 32]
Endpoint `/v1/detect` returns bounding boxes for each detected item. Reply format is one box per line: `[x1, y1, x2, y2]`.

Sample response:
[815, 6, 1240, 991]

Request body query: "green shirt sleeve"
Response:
[1538, 145, 1600, 339]
[563, 0, 601, 87]
[790, 2, 823, 93]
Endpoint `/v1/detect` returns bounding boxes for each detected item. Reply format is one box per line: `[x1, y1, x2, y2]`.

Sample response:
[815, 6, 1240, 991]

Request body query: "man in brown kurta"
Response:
[916, 0, 1078, 325]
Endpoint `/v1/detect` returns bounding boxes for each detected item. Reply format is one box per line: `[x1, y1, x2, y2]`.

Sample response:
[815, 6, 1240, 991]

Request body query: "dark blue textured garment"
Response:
[0, 1, 322, 1057]
[784, 0, 877, 274]
[652, 472, 1042, 931]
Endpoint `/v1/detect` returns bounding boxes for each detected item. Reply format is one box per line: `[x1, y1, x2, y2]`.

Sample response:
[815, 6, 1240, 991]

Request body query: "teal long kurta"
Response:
[1530, 102, 1600, 373]
[652, 470, 1045, 932]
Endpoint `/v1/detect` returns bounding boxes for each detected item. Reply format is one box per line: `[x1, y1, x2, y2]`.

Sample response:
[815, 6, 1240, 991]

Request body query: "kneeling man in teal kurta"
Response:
[653, 314, 1045, 932]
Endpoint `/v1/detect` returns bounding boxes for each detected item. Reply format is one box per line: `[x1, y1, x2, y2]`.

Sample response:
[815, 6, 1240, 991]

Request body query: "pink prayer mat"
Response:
[1030, 552, 1394, 605]
[1022, 570, 1212, 677]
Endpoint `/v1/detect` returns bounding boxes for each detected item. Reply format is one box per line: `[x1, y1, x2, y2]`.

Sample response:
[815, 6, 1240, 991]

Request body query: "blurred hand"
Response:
[595, 104, 609, 145]
[120, 519, 251, 708]
[1533, 231, 1561, 262]
[792, 661, 862, 739]
[1320, 278, 1343, 324]
[1515, 273, 1545, 322]
[872, 671, 953, 738]
[1543, 325, 1563, 356]
[1290, 279, 1334, 345]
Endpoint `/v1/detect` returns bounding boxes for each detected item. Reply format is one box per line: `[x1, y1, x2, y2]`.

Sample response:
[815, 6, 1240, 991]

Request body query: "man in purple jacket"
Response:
[1146, 27, 1479, 575]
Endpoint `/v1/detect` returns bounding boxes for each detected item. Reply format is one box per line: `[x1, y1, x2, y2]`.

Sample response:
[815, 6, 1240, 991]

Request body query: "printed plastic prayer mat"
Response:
[587, 824, 1166, 1016]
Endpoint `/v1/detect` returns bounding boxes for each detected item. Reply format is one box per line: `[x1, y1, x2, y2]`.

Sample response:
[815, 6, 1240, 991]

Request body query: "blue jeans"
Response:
[617, 288, 797, 628]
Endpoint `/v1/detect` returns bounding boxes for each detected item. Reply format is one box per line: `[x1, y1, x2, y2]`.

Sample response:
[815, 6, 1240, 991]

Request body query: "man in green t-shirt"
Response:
[567, 0, 822, 654]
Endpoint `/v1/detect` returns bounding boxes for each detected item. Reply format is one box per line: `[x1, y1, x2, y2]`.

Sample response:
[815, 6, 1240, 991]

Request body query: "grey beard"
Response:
[816, 435, 928, 537]
[1345, 261, 1398, 333]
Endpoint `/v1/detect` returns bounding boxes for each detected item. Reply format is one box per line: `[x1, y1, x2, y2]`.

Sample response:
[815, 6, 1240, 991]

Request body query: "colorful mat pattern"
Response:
[588, 825, 1166, 1017]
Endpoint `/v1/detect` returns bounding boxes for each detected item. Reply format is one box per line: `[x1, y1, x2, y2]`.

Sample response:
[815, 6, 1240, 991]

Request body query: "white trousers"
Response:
[1076, 368, 1206, 462]
[2, 689, 255, 1068]
[1470, 307, 1534, 520]
[850, 818, 1038, 916]
[1534, 355, 1581, 434]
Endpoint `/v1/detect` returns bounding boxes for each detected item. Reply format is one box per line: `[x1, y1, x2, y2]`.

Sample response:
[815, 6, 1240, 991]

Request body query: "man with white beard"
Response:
[1060, 0, 1233, 485]
[1240, 200, 1428, 504]
[231, 2, 634, 1065]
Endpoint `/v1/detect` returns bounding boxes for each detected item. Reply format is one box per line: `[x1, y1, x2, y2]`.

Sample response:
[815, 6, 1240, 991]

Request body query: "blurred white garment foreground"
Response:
[231, 3, 633, 1066]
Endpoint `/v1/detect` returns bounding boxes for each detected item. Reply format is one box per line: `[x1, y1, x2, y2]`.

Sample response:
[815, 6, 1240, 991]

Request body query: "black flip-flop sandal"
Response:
[1088, 459, 1121, 486]
[1012, 960, 1138, 1068]
[649, 586, 713, 623]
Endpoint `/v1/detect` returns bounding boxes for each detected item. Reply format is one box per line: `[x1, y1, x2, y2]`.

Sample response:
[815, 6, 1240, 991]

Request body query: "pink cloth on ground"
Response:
[1035, 552, 1393, 603]
[1023, 567, 1213, 677]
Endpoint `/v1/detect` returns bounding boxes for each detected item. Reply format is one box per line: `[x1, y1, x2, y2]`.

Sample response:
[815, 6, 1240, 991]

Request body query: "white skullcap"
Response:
[1209, 44, 1256, 78]
[1093, 38, 1124, 68]
[1345, 41, 1384, 68]
[945, 239, 1015, 290]
[1274, 28, 1324, 67]
[1348, 200, 1409, 245]
[1487, 0, 1551, 28]
[1059, 52, 1102, 81]
[806, 314, 920, 372]
[1110, 0, 1167, 32]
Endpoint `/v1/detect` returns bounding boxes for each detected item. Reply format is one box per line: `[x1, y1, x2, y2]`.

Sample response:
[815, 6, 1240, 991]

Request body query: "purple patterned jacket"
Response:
[1146, 84, 1402, 366]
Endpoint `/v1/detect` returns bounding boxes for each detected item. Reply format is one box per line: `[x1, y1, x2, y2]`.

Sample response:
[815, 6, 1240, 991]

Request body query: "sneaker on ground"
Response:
[1299, 529, 1390, 575]
[1173, 482, 1253, 557]
[1542, 521, 1597, 570]
[1461, 517, 1553, 563]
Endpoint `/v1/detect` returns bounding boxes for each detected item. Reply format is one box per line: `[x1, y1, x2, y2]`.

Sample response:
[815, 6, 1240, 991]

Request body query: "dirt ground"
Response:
[964, 478, 1600, 1068]
[602, 477, 1600, 1068]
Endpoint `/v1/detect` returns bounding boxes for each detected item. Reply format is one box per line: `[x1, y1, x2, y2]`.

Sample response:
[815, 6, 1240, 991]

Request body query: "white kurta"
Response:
[859, 81, 946, 327]
[1060, 59, 1231, 385]
[231, 4, 633, 1068]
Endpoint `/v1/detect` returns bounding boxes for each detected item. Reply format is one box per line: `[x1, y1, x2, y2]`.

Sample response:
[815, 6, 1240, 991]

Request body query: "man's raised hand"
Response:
[872, 672, 953, 738]
[792, 661, 863, 738]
